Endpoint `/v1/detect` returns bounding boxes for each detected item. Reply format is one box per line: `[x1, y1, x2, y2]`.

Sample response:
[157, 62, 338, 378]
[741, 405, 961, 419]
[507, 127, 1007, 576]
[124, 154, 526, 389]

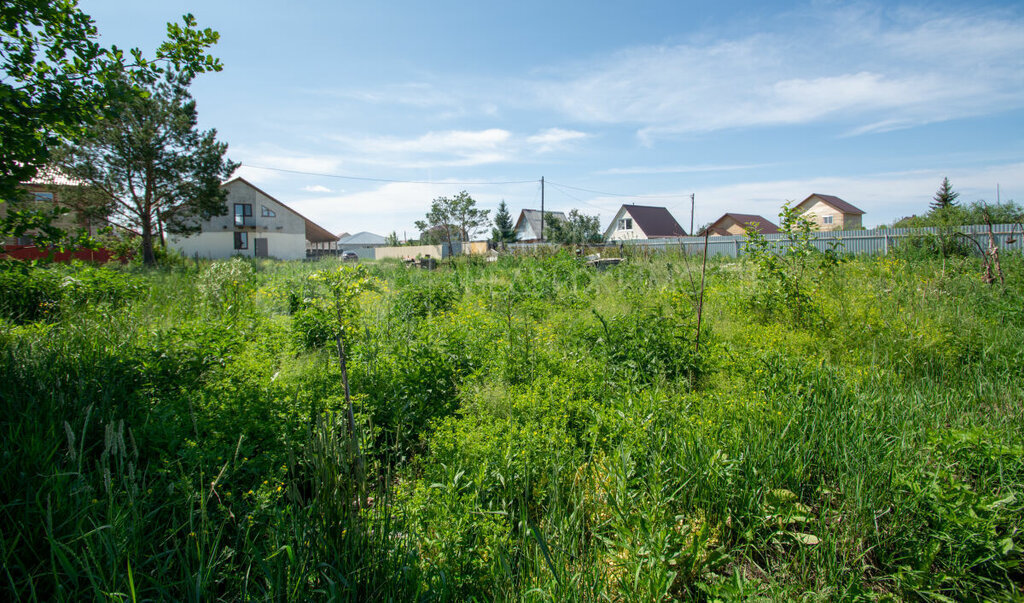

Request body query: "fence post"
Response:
[883, 235, 889, 255]
[734, 239, 741, 258]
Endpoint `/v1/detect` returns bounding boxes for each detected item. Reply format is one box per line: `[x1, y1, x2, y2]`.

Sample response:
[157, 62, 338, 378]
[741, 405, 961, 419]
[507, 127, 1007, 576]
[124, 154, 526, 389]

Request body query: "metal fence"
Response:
[509, 223, 1024, 258]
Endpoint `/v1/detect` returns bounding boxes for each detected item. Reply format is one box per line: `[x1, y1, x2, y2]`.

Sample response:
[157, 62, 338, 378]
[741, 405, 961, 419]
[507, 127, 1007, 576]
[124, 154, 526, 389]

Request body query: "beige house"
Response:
[793, 194, 864, 230]
[705, 213, 779, 236]
[169, 177, 337, 260]
[2, 169, 112, 246]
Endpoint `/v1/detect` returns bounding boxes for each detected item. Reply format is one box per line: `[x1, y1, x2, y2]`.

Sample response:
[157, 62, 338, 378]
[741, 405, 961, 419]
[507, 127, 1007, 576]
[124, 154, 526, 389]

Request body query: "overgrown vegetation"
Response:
[1, 250, 1022, 600]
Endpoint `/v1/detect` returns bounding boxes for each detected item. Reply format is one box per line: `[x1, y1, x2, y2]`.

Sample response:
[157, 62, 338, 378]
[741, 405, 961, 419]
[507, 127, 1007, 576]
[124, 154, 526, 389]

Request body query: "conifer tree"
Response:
[930, 177, 960, 211]
[490, 200, 517, 247]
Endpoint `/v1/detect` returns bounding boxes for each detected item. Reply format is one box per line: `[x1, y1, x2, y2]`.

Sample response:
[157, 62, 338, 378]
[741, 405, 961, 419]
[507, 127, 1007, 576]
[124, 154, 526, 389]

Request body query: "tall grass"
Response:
[1, 252, 1021, 600]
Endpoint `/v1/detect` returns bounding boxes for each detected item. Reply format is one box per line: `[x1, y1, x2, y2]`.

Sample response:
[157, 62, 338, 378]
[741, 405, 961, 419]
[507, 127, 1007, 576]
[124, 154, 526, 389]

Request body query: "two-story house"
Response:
[168, 177, 337, 260]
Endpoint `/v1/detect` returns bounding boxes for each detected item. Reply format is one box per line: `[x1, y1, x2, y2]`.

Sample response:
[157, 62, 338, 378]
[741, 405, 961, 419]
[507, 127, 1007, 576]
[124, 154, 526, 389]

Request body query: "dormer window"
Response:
[261, 205, 276, 218]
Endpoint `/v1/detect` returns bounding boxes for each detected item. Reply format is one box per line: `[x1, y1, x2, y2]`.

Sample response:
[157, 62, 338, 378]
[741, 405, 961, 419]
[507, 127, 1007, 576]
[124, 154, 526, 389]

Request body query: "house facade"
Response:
[2, 170, 110, 247]
[793, 194, 864, 231]
[705, 213, 780, 236]
[513, 209, 567, 242]
[604, 204, 686, 241]
[168, 178, 337, 261]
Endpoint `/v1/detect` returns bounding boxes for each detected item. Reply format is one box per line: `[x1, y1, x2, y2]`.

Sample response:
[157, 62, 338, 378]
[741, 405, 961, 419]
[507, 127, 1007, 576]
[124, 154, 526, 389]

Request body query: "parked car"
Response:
[341, 251, 359, 261]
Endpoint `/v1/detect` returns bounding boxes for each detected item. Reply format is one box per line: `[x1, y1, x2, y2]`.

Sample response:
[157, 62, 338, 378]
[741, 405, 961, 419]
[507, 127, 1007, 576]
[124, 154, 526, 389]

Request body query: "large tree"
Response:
[414, 191, 489, 256]
[59, 71, 238, 265]
[1, 2, 222, 247]
[544, 209, 603, 245]
[490, 200, 517, 248]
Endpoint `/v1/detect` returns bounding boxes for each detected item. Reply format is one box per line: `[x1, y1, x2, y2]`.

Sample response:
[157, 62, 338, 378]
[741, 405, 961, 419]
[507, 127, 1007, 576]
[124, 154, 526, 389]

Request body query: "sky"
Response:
[81, 0, 1024, 237]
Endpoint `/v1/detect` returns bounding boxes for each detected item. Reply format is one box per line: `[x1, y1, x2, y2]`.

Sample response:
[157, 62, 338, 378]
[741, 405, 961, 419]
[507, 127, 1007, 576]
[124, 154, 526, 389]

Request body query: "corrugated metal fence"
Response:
[510, 223, 1024, 257]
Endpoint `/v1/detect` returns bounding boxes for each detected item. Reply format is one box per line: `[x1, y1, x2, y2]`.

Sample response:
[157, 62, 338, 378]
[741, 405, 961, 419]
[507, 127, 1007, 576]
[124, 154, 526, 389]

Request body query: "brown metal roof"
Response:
[622, 204, 686, 237]
[707, 213, 780, 235]
[799, 194, 864, 215]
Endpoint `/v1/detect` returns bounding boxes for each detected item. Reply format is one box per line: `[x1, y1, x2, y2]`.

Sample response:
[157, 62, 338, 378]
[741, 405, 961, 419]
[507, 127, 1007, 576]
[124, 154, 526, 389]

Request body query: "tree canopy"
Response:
[1, 2, 222, 248]
[414, 191, 488, 255]
[544, 209, 603, 245]
[59, 71, 238, 265]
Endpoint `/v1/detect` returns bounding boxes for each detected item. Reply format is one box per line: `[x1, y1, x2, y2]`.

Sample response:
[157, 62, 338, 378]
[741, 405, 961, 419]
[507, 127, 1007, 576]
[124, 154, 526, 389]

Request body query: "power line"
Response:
[545, 179, 695, 200]
[242, 164, 538, 186]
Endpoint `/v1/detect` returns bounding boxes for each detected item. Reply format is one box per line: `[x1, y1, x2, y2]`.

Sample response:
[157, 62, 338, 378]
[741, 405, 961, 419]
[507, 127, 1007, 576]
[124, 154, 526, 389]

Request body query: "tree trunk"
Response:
[140, 216, 156, 266]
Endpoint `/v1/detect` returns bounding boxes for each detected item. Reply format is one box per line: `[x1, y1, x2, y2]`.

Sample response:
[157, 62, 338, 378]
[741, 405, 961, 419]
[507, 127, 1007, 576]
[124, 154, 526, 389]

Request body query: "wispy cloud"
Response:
[329, 127, 590, 169]
[532, 6, 1024, 139]
[601, 163, 775, 176]
[302, 185, 333, 193]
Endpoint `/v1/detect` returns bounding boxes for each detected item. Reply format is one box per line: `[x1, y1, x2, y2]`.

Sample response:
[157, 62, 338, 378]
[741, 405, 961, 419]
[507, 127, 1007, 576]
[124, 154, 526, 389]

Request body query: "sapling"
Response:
[308, 264, 381, 506]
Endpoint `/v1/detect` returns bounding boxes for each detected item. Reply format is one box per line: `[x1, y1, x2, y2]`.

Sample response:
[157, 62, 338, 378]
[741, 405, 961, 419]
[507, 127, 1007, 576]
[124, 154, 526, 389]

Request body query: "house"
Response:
[704, 213, 780, 236]
[168, 177, 337, 260]
[513, 209, 567, 242]
[604, 204, 686, 241]
[335, 231, 387, 259]
[793, 194, 864, 231]
[1, 168, 112, 247]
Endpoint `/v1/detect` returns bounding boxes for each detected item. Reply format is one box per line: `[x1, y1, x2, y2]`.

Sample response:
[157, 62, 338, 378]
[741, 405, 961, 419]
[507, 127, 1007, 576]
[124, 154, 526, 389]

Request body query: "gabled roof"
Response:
[223, 177, 338, 243]
[614, 204, 687, 238]
[514, 209, 568, 239]
[706, 213, 780, 235]
[798, 194, 864, 215]
[337, 231, 386, 245]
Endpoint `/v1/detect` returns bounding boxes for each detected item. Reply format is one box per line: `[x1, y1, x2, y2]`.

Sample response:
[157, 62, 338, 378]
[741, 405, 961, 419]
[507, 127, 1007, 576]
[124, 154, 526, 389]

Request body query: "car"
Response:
[341, 251, 359, 261]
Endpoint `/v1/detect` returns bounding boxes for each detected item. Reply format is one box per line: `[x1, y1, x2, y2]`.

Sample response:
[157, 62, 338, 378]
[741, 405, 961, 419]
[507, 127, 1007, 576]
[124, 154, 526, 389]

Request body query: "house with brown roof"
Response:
[793, 194, 864, 231]
[704, 213, 780, 236]
[604, 204, 686, 241]
[168, 177, 337, 260]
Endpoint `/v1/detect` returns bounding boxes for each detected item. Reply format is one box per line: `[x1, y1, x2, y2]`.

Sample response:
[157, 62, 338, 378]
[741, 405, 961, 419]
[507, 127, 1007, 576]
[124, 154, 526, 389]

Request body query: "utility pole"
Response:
[690, 193, 695, 235]
[540, 176, 545, 242]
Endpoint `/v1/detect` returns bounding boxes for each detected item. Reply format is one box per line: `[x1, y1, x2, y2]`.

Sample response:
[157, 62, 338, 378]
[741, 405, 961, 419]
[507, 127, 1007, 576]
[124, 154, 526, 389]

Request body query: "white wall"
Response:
[170, 230, 307, 260]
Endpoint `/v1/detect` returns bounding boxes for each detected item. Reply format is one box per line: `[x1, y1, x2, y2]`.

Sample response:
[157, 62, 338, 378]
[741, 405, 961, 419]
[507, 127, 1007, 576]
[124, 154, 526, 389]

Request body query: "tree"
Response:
[59, 71, 238, 265]
[1, 2, 222, 248]
[414, 191, 489, 256]
[544, 209, 603, 245]
[385, 231, 400, 246]
[490, 200, 517, 248]
[930, 177, 960, 211]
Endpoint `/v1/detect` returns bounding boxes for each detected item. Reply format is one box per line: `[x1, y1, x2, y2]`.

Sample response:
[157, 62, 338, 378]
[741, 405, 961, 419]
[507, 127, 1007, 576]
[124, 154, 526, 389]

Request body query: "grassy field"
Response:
[1, 247, 1021, 601]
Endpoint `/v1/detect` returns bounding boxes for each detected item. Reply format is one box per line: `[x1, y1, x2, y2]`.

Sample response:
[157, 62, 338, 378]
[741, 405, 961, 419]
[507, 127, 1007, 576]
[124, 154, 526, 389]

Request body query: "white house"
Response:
[513, 209, 568, 242]
[169, 177, 337, 260]
[604, 204, 687, 241]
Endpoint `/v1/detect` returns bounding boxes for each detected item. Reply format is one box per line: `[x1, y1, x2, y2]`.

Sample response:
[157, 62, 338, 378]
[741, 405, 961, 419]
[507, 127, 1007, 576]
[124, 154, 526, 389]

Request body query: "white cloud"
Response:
[533, 7, 1024, 139]
[601, 163, 774, 176]
[301, 185, 333, 193]
[526, 128, 588, 152]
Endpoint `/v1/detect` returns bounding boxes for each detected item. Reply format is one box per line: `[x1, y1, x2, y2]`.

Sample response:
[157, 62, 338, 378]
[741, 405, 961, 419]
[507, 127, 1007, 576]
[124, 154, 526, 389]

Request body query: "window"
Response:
[32, 192, 54, 202]
[823, 215, 833, 225]
[618, 218, 633, 230]
[261, 205, 276, 217]
[234, 231, 248, 249]
[234, 203, 252, 226]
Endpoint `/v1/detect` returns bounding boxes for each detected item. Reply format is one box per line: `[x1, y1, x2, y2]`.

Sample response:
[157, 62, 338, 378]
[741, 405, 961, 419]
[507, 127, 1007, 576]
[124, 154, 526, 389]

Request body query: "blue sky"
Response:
[82, 0, 1024, 237]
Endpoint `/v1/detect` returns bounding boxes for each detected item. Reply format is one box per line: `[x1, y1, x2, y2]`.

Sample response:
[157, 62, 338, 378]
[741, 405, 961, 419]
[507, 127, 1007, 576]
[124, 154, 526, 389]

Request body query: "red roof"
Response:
[799, 194, 864, 215]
